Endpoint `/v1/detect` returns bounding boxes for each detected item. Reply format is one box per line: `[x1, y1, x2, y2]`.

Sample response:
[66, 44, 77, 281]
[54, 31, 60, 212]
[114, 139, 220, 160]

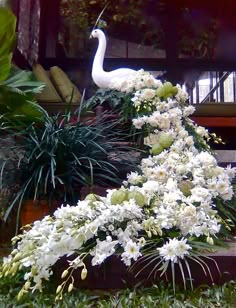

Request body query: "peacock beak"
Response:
[89, 33, 93, 39]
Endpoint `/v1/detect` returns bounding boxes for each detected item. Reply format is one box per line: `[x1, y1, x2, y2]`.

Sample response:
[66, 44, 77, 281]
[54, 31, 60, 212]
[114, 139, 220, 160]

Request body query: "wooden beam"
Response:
[41, 57, 236, 72]
[191, 117, 236, 127]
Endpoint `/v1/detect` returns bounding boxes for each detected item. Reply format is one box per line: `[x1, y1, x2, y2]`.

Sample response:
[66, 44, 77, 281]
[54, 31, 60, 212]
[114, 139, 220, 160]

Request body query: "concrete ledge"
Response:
[54, 240, 236, 289]
[216, 150, 236, 163]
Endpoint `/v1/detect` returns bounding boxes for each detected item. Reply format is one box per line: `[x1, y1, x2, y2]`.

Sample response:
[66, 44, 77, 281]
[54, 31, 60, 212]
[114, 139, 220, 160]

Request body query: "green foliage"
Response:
[183, 118, 220, 153]
[86, 88, 128, 113]
[0, 8, 45, 129]
[85, 89, 147, 147]
[86, 87, 153, 121]
[0, 67, 45, 129]
[0, 266, 235, 308]
[215, 195, 236, 236]
[0, 109, 139, 225]
[2, 66, 45, 95]
[0, 7, 16, 82]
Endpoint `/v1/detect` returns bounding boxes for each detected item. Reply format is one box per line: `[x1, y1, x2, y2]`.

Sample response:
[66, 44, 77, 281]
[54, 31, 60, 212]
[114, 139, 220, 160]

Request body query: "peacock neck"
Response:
[93, 32, 106, 72]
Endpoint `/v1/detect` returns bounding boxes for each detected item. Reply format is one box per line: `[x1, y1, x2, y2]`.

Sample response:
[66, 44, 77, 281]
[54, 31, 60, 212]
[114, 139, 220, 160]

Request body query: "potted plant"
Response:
[0, 106, 140, 230]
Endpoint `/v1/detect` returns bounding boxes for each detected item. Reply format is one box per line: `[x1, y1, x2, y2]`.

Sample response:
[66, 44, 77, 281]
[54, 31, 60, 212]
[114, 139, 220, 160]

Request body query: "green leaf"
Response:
[0, 54, 11, 82]
[3, 68, 45, 93]
[0, 8, 16, 58]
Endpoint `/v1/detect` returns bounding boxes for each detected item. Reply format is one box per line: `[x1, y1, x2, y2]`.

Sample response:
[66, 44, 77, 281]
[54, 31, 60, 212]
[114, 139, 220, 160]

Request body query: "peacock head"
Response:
[90, 28, 104, 39]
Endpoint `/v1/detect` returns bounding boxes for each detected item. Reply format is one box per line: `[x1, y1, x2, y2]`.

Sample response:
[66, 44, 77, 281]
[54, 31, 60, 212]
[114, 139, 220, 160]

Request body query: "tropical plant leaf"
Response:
[0, 7, 16, 58]
[0, 54, 11, 82]
[3, 68, 45, 93]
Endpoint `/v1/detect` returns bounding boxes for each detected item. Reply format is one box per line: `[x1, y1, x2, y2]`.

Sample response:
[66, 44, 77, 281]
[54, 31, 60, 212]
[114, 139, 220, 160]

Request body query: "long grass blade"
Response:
[171, 261, 176, 294]
[178, 260, 186, 290]
[184, 258, 194, 290]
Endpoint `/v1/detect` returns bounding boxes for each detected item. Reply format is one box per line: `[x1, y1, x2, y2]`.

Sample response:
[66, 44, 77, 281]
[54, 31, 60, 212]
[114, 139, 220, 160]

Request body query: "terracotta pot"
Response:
[20, 200, 57, 226]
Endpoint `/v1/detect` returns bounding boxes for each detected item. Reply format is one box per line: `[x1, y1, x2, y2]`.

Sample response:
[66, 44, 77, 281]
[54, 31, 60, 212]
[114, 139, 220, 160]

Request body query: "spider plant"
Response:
[0, 107, 139, 230]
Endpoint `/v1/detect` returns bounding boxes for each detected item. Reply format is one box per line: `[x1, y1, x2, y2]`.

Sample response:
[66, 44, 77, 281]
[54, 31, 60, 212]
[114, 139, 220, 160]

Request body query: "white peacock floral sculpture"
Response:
[1, 29, 236, 302]
[90, 29, 137, 88]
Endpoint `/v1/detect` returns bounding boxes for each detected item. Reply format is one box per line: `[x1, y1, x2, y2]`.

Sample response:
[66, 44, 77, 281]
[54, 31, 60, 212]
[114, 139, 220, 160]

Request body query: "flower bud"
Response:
[111, 190, 128, 205]
[207, 236, 214, 245]
[158, 132, 173, 149]
[128, 191, 146, 207]
[68, 283, 73, 293]
[17, 290, 24, 301]
[61, 269, 69, 279]
[150, 143, 163, 155]
[11, 262, 18, 273]
[85, 193, 99, 202]
[178, 180, 193, 197]
[31, 265, 37, 276]
[152, 229, 157, 236]
[4, 270, 9, 277]
[55, 295, 63, 301]
[13, 252, 22, 262]
[71, 230, 78, 237]
[81, 268, 87, 280]
[24, 281, 31, 290]
[1, 264, 8, 274]
[11, 248, 18, 255]
[56, 285, 62, 294]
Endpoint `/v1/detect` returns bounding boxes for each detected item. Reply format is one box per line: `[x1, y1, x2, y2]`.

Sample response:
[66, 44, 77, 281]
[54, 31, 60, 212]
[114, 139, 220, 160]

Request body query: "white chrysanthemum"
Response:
[144, 133, 159, 146]
[185, 136, 194, 146]
[140, 88, 156, 100]
[141, 180, 160, 194]
[225, 165, 236, 180]
[206, 178, 218, 197]
[177, 205, 198, 235]
[157, 238, 192, 263]
[121, 239, 142, 266]
[195, 152, 217, 167]
[132, 117, 146, 129]
[183, 105, 195, 116]
[91, 236, 118, 266]
[126, 171, 144, 185]
[216, 180, 234, 200]
[147, 112, 161, 127]
[196, 126, 209, 138]
[190, 186, 212, 203]
[142, 73, 161, 88]
[178, 129, 189, 139]
[168, 107, 182, 119]
[154, 167, 168, 181]
[175, 85, 189, 102]
[141, 157, 155, 168]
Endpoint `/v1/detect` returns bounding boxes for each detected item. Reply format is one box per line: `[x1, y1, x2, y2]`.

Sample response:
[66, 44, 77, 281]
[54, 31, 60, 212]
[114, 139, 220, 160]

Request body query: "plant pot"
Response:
[20, 200, 58, 226]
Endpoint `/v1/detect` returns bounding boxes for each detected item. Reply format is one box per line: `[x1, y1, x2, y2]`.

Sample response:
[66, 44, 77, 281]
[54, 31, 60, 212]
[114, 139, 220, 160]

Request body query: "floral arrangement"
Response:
[1, 70, 236, 301]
